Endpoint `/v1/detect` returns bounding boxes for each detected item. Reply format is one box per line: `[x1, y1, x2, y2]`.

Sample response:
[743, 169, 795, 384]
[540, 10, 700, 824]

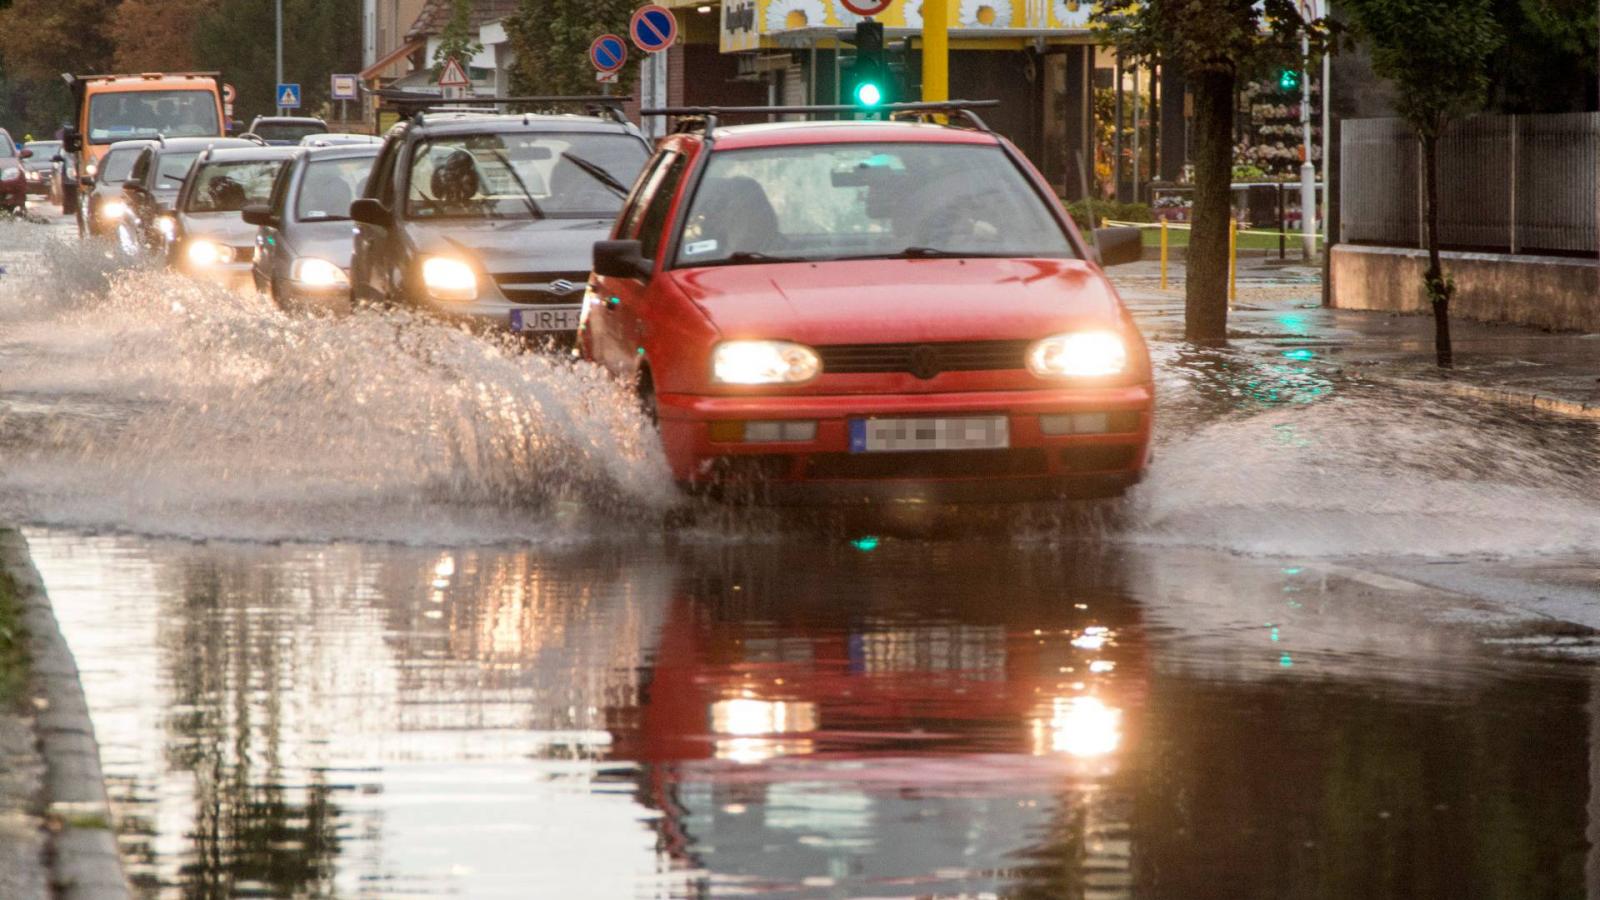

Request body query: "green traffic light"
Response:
[1278, 68, 1301, 91]
[855, 81, 883, 107]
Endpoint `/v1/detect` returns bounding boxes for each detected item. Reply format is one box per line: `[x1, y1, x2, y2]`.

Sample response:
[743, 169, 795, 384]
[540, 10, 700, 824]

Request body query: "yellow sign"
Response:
[722, 0, 1094, 50]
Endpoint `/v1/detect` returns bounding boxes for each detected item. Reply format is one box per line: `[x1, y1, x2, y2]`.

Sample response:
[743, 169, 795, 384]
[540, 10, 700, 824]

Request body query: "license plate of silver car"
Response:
[849, 416, 1010, 453]
[510, 305, 582, 332]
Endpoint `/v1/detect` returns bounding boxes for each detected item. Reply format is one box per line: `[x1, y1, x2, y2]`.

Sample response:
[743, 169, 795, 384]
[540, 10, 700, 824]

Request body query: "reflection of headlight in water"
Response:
[712, 697, 818, 764]
[99, 199, 126, 220]
[1039, 695, 1121, 758]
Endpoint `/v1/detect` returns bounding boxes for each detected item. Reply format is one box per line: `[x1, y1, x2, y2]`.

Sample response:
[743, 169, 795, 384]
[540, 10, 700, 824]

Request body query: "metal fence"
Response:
[1341, 113, 1599, 255]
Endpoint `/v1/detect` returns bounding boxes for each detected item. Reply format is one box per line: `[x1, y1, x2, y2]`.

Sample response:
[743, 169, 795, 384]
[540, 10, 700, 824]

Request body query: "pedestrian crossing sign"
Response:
[277, 83, 301, 110]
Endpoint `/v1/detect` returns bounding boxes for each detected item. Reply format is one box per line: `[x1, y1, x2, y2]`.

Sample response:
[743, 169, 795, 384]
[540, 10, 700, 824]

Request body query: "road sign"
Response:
[438, 58, 470, 88]
[840, 0, 892, 15]
[630, 5, 677, 53]
[330, 74, 359, 101]
[276, 83, 301, 109]
[222, 83, 237, 104]
[590, 33, 628, 73]
[596, 71, 619, 84]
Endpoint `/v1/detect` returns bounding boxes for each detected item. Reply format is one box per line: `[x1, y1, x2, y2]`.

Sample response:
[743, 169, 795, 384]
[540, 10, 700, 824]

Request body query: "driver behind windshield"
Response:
[405, 132, 646, 221]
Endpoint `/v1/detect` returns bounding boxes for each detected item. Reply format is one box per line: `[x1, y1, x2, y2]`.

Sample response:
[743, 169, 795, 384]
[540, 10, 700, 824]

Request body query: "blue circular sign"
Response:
[630, 5, 678, 53]
[590, 34, 627, 73]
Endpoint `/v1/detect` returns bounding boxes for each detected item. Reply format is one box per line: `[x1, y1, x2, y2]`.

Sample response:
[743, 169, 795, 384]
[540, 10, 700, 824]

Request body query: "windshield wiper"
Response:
[561, 153, 629, 197]
[707, 250, 815, 265]
[489, 149, 545, 220]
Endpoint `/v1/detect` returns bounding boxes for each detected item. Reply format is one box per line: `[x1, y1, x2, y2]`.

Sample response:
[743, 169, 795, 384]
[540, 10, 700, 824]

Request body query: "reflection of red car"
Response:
[582, 104, 1152, 504]
[0, 155, 27, 213]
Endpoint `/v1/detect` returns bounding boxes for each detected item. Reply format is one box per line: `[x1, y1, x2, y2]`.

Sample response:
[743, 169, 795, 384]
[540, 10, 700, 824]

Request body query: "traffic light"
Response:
[848, 21, 888, 108]
[1277, 66, 1302, 92]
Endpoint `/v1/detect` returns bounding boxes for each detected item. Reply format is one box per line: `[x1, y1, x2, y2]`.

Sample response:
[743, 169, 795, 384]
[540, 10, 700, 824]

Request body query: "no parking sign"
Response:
[630, 5, 678, 53]
[590, 34, 628, 73]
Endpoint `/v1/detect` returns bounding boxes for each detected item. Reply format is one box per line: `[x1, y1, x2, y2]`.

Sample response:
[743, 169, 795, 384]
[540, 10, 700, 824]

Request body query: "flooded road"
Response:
[4, 219, 1600, 897]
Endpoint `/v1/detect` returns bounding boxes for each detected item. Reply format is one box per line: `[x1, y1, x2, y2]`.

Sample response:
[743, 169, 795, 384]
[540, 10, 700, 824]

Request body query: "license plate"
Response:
[510, 305, 581, 332]
[849, 416, 1010, 453]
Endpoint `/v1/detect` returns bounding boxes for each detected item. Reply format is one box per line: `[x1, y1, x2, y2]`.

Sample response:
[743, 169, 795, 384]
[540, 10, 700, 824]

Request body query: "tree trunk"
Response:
[1422, 131, 1453, 368]
[1186, 69, 1235, 345]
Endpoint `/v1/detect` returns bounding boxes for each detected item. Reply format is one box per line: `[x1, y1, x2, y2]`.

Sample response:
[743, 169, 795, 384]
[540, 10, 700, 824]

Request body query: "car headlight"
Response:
[712, 340, 822, 385]
[186, 239, 232, 266]
[156, 215, 177, 240]
[99, 199, 126, 220]
[421, 256, 477, 301]
[85, 163, 98, 178]
[1027, 331, 1128, 378]
[290, 257, 348, 287]
[0, 168, 18, 181]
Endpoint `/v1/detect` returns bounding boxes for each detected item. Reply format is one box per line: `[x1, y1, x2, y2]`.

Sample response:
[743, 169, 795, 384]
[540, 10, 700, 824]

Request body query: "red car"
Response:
[581, 104, 1151, 504]
[0, 152, 27, 213]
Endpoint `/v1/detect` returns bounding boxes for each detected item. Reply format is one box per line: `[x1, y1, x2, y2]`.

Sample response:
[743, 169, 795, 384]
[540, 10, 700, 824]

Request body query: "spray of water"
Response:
[0, 222, 677, 543]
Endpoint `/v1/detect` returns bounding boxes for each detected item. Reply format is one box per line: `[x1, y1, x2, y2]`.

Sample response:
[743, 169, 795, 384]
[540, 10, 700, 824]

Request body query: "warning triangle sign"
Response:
[278, 85, 299, 107]
[439, 58, 470, 88]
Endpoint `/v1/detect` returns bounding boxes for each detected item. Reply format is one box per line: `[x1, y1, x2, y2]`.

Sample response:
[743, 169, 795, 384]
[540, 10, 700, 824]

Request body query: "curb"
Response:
[0, 530, 130, 900]
[1378, 376, 1600, 421]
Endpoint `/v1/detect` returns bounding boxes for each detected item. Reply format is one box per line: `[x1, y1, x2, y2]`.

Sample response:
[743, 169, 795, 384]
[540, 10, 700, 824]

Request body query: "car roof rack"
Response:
[639, 100, 999, 138]
[375, 90, 631, 126]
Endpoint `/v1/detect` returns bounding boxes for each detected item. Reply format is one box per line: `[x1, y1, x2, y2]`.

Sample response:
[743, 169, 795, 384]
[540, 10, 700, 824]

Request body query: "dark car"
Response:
[348, 110, 651, 341]
[78, 139, 154, 237]
[169, 145, 299, 288]
[245, 143, 379, 312]
[20, 140, 58, 196]
[0, 155, 25, 213]
[246, 116, 329, 146]
[299, 133, 382, 148]
[118, 136, 256, 258]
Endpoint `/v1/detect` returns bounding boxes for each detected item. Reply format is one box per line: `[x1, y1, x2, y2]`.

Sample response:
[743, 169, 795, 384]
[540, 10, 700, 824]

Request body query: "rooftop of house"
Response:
[406, 0, 520, 42]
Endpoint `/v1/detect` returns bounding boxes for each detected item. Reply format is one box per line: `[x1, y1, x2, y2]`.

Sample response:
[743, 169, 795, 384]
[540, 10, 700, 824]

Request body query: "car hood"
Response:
[404, 217, 611, 274]
[181, 212, 258, 246]
[285, 220, 358, 269]
[672, 258, 1126, 344]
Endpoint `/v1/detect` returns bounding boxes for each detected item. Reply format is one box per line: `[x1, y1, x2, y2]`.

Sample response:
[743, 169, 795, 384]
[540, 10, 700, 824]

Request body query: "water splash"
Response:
[0, 222, 677, 543]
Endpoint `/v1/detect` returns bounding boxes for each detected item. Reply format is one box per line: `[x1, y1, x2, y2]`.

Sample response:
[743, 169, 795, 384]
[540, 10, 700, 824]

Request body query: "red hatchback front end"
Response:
[583, 115, 1153, 505]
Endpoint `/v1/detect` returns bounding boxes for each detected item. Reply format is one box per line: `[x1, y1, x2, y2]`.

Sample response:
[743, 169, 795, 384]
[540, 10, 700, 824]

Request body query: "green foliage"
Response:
[1093, 0, 1322, 78]
[0, 564, 29, 707]
[1342, 0, 1502, 138]
[193, 0, 362, 124]
[433, 0, 483, 77]
[505, 0, 638, 96]
[1066, 199, 1154, 230]
[1486, 0, 1596, 113]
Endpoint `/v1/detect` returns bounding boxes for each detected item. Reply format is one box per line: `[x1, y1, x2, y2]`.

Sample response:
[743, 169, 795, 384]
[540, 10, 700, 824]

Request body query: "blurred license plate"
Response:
[510, 306, 581, 332]
[849, 416, 1010, 453]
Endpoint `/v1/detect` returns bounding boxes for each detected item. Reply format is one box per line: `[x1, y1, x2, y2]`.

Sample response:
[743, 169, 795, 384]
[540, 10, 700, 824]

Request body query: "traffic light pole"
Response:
[1300, 31, 1316, 259]
[922, 0, 949, 103]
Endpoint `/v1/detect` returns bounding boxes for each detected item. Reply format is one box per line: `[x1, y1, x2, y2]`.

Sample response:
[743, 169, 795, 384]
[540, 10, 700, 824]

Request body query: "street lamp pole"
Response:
[1299, 30, 1316, 259]
[275, 0, 284, 115]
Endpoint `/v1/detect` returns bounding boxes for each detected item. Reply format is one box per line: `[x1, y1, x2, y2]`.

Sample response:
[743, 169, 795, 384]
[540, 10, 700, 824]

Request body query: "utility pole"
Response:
[922, 0, 949, 102]
[1299, 30, 1316, 259]
[275, 0, 284, 115]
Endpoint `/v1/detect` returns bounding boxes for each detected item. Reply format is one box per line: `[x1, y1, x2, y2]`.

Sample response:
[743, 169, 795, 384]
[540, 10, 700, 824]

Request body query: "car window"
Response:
[99, 148, 140, 184]
[295, 156, 375, 221]
[87, 90, 219, 144]
[268, 159, 295, 219]
[403, 131, 648, 221]
[129, 149, 152, 185]
[253, 122, 326, 143]
[675, 142, 1075, 266]
[156, 152, 201, 189]
[638, 155, 689, 261]
[183, 160, 286, 212]
[618, 150, 670, 239]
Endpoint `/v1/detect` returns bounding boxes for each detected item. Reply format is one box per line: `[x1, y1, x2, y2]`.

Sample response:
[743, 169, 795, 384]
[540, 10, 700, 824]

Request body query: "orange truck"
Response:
[61, 72, 227, 221]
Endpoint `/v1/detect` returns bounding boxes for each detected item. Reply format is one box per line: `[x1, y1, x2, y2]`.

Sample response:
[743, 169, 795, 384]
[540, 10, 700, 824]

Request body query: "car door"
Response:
[254, 156, 296, 293]
[589, 149, 688, 377]
[120, 149, 154, 253]
[352, 138, 401, 304]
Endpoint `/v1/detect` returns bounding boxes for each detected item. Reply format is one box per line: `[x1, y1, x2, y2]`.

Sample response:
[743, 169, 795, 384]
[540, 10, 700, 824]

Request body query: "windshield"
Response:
[675, 143, 1075, 267]
[254, 121, 327, 143]
[99, 148, 140, 183]
[183, 160, 286, 212]
[22, 143, 59, 170]
[155, 152, 200, 190]
[296, 155, 375, 221]
[87, 90, 220, 145]
[404, 132, 648, 221]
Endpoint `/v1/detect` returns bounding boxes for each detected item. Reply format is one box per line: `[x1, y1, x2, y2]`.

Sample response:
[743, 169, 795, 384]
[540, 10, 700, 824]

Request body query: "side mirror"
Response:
[51, 154, 63, 163]
[593, 240, 653, 280]
[349, 198, 392, 228]
[1093, 226, 1143, 268]
[241, 204, 278, 228]
[62, 130, 81, 153]
[17, 149, 31, 160]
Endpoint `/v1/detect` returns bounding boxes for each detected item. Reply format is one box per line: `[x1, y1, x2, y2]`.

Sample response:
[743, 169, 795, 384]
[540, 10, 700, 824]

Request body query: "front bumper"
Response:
[181, 261, 255, 291]
[656, 384, 1154, 505]
[417, 295, 583, 345]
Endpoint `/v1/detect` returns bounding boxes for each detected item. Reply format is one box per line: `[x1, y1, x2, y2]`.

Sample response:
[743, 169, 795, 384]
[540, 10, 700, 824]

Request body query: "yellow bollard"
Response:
[1228, 218, 1238, 305]
[1159, 219, 1169, 290]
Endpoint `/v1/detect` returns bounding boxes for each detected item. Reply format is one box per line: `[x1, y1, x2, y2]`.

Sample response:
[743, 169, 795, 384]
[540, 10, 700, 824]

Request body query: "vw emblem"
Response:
[908, 344, 943, 380]
[547, 279, 580, 296]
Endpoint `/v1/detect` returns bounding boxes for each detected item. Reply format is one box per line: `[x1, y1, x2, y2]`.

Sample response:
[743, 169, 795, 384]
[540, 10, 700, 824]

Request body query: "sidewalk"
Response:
[1111, 256, 1600, 419]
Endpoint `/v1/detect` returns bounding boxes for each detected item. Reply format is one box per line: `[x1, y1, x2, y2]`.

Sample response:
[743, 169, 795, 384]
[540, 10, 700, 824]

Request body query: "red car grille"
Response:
[816, 340, 1031, 378]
